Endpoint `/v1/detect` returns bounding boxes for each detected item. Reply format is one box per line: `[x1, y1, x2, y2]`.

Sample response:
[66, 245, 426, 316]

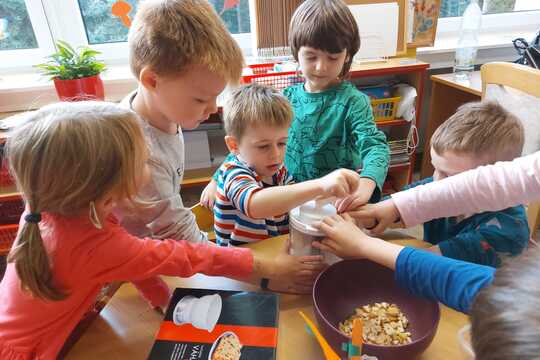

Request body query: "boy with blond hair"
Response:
[115, 0, 324, 309]
[214, 84, 361, 246]
[389, 101, 529, 267]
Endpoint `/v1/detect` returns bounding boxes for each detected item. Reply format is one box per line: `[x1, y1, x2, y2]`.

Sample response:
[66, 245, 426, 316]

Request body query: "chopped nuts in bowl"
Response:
[313, 259, 440, 359]
[339, 302, 412, 346]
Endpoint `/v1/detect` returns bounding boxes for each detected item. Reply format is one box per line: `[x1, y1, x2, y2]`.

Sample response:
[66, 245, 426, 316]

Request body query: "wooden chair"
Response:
[191, 203, 216, 241]
[481, 62, 540, 238]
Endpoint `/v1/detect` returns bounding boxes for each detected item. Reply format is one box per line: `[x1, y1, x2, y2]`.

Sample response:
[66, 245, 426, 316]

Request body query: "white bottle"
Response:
[453, 0, 482, 80]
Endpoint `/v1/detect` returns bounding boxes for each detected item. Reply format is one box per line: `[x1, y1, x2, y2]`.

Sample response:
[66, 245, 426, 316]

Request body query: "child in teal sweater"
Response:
[201, 0, 389, 208]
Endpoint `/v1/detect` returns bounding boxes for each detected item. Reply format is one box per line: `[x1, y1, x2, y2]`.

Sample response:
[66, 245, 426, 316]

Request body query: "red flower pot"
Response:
[53, 74, 105, 101]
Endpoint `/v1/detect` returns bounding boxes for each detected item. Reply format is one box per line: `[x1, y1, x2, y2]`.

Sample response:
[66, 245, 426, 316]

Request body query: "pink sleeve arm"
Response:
[392, 152, 540, 227]
[89, 225, 253, 283]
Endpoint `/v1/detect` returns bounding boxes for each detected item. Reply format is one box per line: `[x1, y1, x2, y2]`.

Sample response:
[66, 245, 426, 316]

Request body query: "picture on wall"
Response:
[408, 0, 441, 47]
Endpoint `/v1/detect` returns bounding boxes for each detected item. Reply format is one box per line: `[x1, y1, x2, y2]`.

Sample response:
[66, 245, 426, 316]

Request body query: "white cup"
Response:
[173, 294, 222, 332]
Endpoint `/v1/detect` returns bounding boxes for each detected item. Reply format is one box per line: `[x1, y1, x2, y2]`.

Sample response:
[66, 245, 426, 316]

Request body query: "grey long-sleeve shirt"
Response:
[114, 92, 206, 243]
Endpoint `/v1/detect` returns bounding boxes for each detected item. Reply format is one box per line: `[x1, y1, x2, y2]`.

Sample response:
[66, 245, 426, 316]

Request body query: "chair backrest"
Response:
[190, 203, 216, 241]
[481, 62, 540, 155]
[481, 62, 540, 99]
[481, 62, 540, 238]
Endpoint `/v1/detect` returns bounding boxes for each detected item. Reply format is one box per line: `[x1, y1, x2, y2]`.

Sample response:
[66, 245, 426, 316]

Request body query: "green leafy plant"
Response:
[35, 40, 106, 80]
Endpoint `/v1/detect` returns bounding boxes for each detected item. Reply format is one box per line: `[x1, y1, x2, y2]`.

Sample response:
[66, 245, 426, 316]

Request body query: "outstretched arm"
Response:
[313, 214, 495, 313]
[393, 152, 540, 227]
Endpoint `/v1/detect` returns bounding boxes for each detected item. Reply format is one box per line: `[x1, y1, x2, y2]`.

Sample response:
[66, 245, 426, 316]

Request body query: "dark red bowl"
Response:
[313, 259, 440, 359]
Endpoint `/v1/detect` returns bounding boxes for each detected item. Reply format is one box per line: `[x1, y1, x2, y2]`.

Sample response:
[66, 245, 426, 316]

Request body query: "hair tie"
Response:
[24, 213, 42, 224]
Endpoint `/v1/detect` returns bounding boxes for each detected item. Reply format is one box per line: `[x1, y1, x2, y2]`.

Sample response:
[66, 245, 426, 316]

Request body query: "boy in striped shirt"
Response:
[214, 84, 361, 246]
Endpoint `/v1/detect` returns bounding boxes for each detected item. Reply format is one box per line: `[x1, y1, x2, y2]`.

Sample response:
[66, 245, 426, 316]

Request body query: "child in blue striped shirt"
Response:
[214, 84, 362, 246]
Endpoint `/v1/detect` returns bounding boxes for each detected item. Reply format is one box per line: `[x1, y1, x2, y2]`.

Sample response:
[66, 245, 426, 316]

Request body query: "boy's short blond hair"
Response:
[129, 0, 244, 82]
[431, 101, 524, 163]
[223, 84, 293, 140]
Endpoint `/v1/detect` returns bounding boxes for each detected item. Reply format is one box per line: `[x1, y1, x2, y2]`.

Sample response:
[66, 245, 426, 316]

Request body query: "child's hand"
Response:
[315, 213, 404, 271]
[335, 177, 376, 213]
[318, 169, 361, 199]
[200, 179, 218, 209]
[348, 199, 401, 234]
[268, 238, 326, 294]
[313, 213, 371, 259]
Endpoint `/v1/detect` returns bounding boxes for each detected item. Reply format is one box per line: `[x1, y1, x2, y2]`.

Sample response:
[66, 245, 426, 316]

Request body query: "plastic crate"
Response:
[0, 224, 17, 256]
[371, 96, 401, 122]
[247, 63, 275, 75]
[242, 64, 303, 91]
[0, 199, 24, 225]
[242, 64, 402, 122]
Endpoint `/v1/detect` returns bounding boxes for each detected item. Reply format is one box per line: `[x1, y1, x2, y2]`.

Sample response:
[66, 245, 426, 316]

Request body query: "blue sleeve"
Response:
[395, 247, 495, 313]
[212, 153, 235, 181]
[437, 208, 530, 267]
[402, 177, 433, 191]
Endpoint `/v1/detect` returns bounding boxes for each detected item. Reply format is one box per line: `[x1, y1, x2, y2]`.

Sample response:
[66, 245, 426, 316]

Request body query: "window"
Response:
[78, 0, 136, 45]
[0, 0, 54, 69]
[78, 0, 250, 45]
[208, 0, 251, 34]
[440, 0, 540, 17]
[0, 0, 252, 69]
[0, 0, 38, 50]
[433, 0, 540, 51]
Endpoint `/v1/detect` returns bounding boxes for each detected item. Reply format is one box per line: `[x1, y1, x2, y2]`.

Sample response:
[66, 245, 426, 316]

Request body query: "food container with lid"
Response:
[289, 199, 341, 263]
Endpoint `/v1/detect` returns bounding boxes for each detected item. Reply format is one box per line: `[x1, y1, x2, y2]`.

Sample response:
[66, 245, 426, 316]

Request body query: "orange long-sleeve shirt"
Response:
[0, 213, 253, 359]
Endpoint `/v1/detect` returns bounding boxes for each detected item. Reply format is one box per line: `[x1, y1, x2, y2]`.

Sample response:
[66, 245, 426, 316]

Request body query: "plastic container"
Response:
[289, 199, 341, 263]
[453, 0, 482, 80]
[247, 63, 274, 75]
[242, 63, 303, 91]
[371, 96, 401, 122]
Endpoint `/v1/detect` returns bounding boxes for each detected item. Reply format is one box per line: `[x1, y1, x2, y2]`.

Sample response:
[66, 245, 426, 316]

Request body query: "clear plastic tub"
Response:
[289, 199, 341, 264]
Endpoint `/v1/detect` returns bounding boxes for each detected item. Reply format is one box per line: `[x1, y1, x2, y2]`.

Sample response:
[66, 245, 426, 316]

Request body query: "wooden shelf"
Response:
[182, 166, 220, 188]
[0, 184, 20, 201]
[350, 58, 429, 77]
[388, 162, 411, 171]
[375, 118, 409, 127]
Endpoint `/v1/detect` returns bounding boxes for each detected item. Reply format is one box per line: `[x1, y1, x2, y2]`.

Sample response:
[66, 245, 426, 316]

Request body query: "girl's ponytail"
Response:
[7, 213, 67, 300]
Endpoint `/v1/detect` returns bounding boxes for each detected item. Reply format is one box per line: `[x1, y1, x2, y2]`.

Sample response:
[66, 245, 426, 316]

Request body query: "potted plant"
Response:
[36, 40, 106, 101]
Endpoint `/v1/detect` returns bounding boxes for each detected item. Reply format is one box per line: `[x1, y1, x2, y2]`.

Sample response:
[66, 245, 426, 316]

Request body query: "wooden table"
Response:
[421, 71, 482, 178]
[66, 235, 468, 359]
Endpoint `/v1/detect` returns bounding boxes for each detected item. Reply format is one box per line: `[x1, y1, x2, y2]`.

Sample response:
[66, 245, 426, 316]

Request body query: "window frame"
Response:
[1, 0, 254, 70]
[0, 0, 56, 69]
[436, 9, 540, 37]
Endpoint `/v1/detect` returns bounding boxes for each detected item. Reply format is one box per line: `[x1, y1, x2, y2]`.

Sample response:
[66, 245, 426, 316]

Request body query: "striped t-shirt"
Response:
[214, 155, 294, 246]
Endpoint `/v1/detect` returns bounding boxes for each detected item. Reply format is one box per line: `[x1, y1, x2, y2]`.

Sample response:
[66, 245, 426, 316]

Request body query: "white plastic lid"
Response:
[289, 199, 337, 236]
